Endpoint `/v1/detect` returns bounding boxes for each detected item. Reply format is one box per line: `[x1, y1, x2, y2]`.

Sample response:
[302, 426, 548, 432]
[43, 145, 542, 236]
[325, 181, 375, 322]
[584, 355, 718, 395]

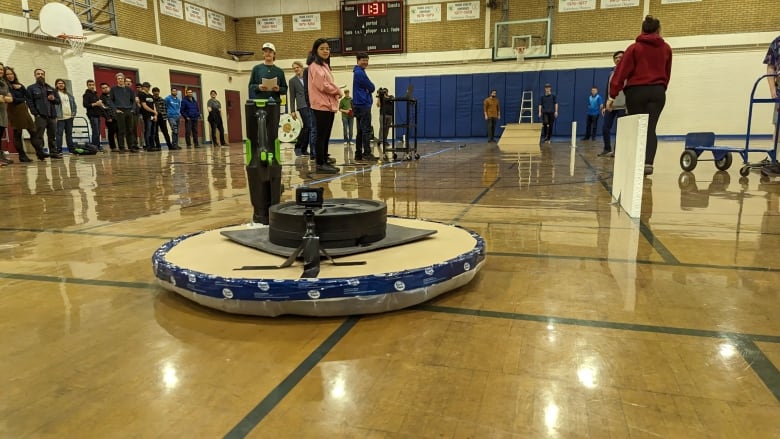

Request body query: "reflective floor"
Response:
[1, 138, 780, 438]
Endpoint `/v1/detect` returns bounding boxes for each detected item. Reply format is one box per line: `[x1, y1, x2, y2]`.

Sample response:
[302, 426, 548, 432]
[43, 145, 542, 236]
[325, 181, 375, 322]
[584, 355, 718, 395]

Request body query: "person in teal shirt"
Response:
[582, 86, 604, 141]
[248, 42, 288, 101]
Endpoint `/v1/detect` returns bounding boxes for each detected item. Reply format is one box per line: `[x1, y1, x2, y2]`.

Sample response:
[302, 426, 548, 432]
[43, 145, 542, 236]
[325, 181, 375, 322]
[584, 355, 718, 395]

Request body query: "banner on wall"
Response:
[410, 5, 441, 23]
[256, 16, 283, 33]
[184, 4, 206, 26]
[122, 0, 147, 8]
[159, 0, 182, 18]
[661, 0, 701, 3]
[601, 0, 639, 8]
[292, 14, 321, 31]
[446, 1, 479, 21]
[207, 10, 225, 31]
[559, 0, 596, 11]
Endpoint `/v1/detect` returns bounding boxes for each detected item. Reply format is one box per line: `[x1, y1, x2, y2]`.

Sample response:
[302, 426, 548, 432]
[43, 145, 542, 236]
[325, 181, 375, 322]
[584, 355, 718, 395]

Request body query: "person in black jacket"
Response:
[83, 79, 104, 149]
[4, 66, 48, 161]
[99, 83, 118, 151]
[26, 68, 62, 159]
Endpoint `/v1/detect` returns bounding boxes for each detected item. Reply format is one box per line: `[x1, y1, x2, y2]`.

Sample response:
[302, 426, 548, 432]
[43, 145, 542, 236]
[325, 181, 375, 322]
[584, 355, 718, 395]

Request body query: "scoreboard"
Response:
[341, 1, 404, 55]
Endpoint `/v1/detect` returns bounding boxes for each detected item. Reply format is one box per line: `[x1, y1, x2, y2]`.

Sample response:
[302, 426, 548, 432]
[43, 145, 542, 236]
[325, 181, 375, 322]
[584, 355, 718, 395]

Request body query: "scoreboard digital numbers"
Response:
[341, 1, 404, 55]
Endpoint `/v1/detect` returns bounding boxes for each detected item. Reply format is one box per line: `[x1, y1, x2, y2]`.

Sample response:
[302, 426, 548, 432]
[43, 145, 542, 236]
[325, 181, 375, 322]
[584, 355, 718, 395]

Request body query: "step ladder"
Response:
[519, 90, 534, 123]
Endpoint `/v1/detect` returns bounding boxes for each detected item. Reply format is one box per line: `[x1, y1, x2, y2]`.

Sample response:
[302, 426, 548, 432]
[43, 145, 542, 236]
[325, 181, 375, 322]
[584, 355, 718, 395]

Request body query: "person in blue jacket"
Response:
[180, 88, 201, 147]
[352, 52, 376, 161]
[165, 88, 181, 148]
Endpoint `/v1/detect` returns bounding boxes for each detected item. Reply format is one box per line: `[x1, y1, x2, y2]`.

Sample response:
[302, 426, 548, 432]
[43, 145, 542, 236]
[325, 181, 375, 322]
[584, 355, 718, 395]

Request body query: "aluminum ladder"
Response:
[519, 90, 534, 123]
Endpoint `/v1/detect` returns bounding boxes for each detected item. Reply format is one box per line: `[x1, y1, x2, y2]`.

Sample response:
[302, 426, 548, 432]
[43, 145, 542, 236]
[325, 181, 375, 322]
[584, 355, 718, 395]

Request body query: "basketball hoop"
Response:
[58, 34, 86, 56]
[514, 47, 526, 63]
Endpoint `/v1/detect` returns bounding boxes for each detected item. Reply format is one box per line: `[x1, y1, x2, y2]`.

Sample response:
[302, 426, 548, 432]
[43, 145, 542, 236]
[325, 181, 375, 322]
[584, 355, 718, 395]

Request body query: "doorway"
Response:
[224, 90, 242, 143]
[93, 65, 140, 143]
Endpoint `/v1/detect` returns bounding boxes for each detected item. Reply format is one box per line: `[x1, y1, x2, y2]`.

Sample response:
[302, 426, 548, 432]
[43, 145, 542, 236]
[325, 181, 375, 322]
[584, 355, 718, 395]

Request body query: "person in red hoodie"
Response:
[607, 15, 672, 176]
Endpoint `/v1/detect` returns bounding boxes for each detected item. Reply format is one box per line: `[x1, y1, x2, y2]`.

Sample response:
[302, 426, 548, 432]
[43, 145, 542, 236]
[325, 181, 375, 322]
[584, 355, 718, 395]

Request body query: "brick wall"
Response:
[651, 0, 774, 38]
[158, 12, 236, 58]
[113, 1, 157, 45]
[235, 11, 342, 64]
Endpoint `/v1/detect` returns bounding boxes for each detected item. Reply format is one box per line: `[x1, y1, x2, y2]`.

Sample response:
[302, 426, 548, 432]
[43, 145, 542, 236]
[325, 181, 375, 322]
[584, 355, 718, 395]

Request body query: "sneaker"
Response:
[316, 164, 339, 174]
[761, 163, 780, 177]
[597, 150, 613, 157]
[644, 164, 654, 176]
[327, 156, 336, 164]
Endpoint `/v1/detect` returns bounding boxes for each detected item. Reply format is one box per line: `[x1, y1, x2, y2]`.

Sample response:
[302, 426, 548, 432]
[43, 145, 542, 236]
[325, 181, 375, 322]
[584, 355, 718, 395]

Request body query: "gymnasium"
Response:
[1, 0, 779, 437]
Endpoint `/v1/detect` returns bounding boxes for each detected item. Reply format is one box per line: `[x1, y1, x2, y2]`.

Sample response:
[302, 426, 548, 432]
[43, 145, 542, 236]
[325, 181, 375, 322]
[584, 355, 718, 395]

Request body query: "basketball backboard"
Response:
[39, 2, 82, 38]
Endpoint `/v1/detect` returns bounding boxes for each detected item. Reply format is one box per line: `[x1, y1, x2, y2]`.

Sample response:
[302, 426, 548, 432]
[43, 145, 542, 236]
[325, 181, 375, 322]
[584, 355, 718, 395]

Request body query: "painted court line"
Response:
[416, 304, 780, 402]
[223, 316, 361, 438]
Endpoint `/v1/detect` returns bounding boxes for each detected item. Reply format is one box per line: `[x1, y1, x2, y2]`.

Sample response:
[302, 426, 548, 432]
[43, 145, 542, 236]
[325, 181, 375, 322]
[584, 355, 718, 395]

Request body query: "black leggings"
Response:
[624, 84, 666, 165]
[312, 109, 335, 166]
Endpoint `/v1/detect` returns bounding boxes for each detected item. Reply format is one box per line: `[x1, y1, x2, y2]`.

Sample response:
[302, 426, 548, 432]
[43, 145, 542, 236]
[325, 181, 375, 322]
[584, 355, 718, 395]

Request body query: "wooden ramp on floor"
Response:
[498, 123, 541, 154]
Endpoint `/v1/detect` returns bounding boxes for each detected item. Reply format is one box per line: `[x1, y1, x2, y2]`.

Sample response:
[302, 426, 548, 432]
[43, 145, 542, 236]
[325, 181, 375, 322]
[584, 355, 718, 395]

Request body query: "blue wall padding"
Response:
[395, 67, 614, 138]
[556, 70, 577, 137]
[455, 75, 473, 137]
[471, 74, 490, 136]
[409, 76, 426, 140]
[439, 75, 457, 138]
[486, 73, 506, 137]
[504, 72, 524, 123]
[594, 69, 615, 134]
[424, 76, 441, 138]
[523, 71, 542, 96]
[393, 77, 409, 139]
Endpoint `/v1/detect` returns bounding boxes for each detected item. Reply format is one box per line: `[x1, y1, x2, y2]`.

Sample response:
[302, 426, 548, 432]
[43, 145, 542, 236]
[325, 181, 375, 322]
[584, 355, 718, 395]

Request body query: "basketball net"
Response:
[58, 34, 86, 56]
[514, 47, 525, 63]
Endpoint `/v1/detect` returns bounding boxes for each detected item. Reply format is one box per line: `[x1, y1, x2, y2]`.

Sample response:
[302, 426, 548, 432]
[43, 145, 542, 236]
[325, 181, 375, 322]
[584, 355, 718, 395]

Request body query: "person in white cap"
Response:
[248, 42, 287, 102]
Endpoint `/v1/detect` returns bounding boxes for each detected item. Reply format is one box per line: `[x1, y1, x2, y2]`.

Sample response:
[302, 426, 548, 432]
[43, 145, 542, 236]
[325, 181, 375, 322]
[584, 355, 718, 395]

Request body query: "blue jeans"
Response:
[168, 117, 180, 146]
[601, 108, 626, 152]
[89, 116, 101, 146]
[56, 118, 75, 151]
[342, 117, 353, 143]
[295, 107, 312, 154]
[354, 106, 372, 155]
[144, 118, 157, 149]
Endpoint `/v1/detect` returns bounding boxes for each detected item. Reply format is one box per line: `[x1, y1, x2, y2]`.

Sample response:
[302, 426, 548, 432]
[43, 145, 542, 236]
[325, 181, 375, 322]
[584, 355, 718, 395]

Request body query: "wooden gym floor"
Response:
[1, 136, 780, 438]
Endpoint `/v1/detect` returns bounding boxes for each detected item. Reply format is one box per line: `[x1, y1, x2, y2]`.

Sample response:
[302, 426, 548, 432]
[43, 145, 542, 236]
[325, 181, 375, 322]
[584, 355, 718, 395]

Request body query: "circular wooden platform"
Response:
[152, 218, 486, 317]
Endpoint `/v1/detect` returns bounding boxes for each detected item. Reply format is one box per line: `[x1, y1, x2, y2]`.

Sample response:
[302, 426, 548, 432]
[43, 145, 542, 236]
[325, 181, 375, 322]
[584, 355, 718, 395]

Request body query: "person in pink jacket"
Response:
[307, 38, 343, 174]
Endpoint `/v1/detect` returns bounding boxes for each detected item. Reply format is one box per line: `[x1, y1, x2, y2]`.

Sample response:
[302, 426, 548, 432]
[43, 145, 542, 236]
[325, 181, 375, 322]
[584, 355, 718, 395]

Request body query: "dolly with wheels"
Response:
[741, 73, 780, 177]
[679, 132, 740, 172]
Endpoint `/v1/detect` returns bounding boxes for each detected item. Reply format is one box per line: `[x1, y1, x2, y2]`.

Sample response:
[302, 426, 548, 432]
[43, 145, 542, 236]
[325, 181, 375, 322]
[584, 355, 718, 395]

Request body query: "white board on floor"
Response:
[611, 114, 648, 218]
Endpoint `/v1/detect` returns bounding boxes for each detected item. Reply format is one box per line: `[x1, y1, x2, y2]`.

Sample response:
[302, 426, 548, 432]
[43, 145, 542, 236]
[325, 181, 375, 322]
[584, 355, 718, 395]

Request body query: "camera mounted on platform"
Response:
[296, 187, 324, 209]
